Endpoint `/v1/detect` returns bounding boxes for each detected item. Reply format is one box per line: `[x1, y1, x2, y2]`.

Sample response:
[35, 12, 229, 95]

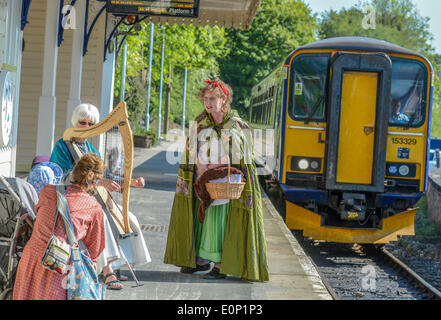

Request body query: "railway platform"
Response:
[106, 137, 332, 300]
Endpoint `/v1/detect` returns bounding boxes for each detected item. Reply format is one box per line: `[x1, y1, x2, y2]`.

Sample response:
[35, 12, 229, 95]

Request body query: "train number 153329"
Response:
[391, 137, 417, 145]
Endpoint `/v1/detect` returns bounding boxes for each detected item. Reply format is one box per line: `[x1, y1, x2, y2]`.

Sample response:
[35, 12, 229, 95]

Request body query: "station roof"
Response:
[142, 0, 261, 29]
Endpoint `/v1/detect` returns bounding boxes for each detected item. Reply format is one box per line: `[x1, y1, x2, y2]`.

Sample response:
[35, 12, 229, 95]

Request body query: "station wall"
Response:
[16, 0, 109, 172]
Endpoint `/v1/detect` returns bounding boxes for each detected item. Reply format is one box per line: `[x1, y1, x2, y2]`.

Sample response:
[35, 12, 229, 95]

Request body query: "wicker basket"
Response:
[205, 163, 245, 200]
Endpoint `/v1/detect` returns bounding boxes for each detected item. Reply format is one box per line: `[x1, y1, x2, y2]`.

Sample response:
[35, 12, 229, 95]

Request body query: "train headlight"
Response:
[386, 162, 416, 178]
[310, 160, 320, 170]
[298, 159, 309, 170]
[291, 156, 322, 172]
[388, 165, 398, 174]
[399, 165, 410, 176]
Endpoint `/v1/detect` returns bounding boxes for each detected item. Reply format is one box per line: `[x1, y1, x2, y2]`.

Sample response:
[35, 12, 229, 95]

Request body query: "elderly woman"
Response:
[50, 103, 144, 190]
[13, 154, 106, 300]
[27, 161, 63, 196]
[164, 79, 269, 281]
[50, 103, 150, 290]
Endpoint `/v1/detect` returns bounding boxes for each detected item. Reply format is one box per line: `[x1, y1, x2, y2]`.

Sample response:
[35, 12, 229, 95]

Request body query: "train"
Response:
[249, 36, 434, 243]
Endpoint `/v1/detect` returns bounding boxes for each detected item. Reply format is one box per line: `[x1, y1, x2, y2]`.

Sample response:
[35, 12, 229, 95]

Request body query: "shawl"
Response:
[193, 165, 245, 223]
[50, 138, 100, 175]
[163, 109, 269, 281]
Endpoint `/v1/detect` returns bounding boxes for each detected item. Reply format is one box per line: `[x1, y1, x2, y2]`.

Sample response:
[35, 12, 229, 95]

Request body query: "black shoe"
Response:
[203, 267, 226, 279]
[180, 263, 211, 274]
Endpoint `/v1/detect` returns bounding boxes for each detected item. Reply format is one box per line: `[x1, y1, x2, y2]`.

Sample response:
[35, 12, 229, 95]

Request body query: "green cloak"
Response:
[163, 109, 269, 281]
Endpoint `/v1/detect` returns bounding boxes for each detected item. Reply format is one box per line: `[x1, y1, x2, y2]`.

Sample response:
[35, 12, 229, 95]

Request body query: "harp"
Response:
[62, 101, 133, 234]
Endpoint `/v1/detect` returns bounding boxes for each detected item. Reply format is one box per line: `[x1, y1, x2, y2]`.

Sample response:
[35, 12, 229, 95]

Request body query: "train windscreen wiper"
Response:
[405, 114, 417, 129]
[303, 95, 324, 124]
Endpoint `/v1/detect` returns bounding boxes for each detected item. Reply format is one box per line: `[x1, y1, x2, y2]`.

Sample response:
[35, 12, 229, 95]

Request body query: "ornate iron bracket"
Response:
[103, 14, 148, 61]
[83, 0, 107, 56]
[21, 0, 32, 31]
[114, 16, 149, 62]
[57, 0, 78, 47]
[103, 14, 128, 61]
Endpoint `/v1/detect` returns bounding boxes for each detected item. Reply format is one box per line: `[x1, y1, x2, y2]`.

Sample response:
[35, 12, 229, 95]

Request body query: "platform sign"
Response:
[106, 0, 200, 18]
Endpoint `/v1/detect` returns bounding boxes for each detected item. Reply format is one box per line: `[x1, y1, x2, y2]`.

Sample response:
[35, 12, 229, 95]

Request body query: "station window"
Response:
[289, 55, 329, 122]
[389, 59, 427, 128]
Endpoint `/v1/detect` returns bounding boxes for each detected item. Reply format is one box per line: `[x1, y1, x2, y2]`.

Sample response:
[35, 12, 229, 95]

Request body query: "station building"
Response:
[0, 0, 260, 176]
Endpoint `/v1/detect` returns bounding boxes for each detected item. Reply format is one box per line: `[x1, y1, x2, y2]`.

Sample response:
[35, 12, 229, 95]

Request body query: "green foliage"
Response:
[319, 0, 433, 53]
[219, 0, 318, 116]
[428, 54, 441, 138]
[133, 127, 158, 146]
[125, 75, 147, 132]
[414, 196, 440, 236]
[318, 0, 441, 137]
[114, 22, 229, 132]
[112, 0, 441, 135]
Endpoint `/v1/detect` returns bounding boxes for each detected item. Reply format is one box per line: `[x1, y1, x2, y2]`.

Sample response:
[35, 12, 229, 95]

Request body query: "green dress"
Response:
[163, 109, 269, 281]
[193, 198, 229, 264]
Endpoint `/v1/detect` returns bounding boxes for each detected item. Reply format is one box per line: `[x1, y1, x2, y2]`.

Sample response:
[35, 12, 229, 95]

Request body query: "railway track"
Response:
[374, 246, 441, 300]
[292, 234, 441, 300]
[263, 185, 441, 300]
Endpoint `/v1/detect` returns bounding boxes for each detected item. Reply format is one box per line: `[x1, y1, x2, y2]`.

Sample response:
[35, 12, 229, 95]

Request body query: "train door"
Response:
[326, 52, 392, 192]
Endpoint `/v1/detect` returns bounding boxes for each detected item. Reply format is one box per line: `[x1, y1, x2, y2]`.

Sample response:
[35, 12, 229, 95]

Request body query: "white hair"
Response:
[71, 103, 100, 127]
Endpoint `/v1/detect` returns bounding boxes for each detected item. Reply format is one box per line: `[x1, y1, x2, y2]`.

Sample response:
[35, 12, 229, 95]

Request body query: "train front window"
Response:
[289, 55, 329, 122]
[389, 59, 427, 127]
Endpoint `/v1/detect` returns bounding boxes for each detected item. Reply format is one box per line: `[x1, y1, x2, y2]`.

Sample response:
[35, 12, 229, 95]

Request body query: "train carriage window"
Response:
[389, 59, 427, 127]
[289, 55, 329, 122]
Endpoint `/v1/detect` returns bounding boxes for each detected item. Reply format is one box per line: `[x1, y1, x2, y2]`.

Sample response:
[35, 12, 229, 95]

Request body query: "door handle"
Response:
[364, 126, 374, 136]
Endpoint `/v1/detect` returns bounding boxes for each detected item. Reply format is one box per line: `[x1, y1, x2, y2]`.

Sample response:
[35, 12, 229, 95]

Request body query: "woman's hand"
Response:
[130, 177, 145, 188]
[207, 154, 229, 170]
[97, 178, 121, 192]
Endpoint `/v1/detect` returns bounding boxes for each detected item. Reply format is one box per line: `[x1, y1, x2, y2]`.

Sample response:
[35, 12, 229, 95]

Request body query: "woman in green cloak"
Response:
[163, 79, 269, 281]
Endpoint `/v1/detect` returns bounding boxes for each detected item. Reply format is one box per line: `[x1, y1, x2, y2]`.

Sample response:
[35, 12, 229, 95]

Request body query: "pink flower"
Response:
[176, 177, 188, 195]
[247, 194, 253, 208]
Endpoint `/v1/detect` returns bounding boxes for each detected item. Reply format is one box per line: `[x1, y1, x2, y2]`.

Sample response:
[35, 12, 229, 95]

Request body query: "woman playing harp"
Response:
[50, 103, 151, 290]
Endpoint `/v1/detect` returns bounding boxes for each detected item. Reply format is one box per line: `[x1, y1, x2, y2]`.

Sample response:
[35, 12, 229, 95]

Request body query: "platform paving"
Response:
[105, 138, 332, 300]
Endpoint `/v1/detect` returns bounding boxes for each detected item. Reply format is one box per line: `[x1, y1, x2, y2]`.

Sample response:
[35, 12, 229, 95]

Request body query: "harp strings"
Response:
[104, 125, 125, 208]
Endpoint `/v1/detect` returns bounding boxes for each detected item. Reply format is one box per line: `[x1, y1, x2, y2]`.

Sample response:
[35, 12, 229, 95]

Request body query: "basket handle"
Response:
[226, 134, 232, 195]
[227, 156, 230, 195]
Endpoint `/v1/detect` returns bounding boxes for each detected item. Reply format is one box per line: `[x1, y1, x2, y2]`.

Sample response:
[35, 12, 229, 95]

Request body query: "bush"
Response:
[133, 127, 158, 146]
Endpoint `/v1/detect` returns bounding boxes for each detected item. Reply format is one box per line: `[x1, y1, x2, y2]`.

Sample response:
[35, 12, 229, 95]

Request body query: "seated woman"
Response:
[27, 160, 63, 196]
[50, 103, 150, 290]
[13, 153, 107, 300]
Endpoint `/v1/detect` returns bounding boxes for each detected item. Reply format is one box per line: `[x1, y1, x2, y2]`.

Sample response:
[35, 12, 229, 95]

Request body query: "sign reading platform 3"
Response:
[0, 71, 13, 147]
[106, 0, 200, 18]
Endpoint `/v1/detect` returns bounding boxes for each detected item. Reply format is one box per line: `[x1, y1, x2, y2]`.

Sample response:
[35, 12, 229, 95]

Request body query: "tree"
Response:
[219, 0, 318, 117]
[428, 53, 441, 138]
[113, 21, 229, 132]
[318, 0, 441, 137]
[319, 0, 433, 54]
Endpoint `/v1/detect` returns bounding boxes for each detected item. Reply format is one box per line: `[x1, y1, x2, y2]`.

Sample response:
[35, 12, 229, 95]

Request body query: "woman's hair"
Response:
[71, 153, 105, 186]
[199, 78, 233, 113]
[71, 103, 100, 127]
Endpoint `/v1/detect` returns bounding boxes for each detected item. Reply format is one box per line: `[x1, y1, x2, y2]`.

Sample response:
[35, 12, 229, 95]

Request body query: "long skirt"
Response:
[193, 199, 229, 264]
[97, 211, 152, 272]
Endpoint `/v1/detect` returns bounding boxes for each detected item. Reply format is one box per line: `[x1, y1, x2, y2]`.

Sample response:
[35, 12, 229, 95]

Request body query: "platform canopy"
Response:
[110, 0, 261, 29]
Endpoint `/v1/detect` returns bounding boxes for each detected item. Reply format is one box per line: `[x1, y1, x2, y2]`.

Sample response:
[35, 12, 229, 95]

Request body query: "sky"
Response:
[305, 0, 441, 54]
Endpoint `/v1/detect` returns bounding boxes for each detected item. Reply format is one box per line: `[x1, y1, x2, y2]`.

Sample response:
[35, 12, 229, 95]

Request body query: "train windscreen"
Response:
[389, 59, 427, 127]
[289, 55, 328, 122]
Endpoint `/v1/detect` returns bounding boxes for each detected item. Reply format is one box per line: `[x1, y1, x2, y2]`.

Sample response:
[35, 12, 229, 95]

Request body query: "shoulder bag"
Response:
[55, 185, 106, 300]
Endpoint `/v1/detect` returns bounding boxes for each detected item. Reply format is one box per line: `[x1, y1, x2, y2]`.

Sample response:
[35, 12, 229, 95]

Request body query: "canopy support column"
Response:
[36, 0, 60, 156]
[66, 0, 86, 129]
